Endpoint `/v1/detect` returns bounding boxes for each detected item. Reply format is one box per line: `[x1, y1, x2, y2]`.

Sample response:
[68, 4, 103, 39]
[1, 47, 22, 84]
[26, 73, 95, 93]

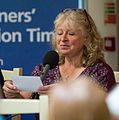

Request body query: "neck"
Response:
[64, 54, 83, 68]
[60, 59, 85, 82]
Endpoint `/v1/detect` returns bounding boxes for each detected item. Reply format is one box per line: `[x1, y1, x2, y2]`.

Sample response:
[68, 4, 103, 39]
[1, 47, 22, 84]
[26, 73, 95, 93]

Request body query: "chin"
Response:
[60, 51, 70, 56]
[58, 48, 71, 55]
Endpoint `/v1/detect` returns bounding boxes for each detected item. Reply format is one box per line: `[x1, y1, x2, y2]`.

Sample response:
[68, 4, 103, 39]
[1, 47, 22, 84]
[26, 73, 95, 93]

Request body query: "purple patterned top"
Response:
[31, 59, 116, 92]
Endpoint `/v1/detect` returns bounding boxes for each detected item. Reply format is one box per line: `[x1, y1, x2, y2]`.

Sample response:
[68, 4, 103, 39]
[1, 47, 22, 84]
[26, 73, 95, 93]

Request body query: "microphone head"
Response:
[43, 50, 59, 69]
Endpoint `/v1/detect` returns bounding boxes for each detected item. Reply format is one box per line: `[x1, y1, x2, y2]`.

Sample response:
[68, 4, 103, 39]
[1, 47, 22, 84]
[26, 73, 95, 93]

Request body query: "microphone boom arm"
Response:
[40, 64, 50, 81]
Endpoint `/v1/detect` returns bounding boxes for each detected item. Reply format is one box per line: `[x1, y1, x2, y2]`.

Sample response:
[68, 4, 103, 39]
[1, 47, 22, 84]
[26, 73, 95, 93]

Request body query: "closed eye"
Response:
[68, 32, 75, 36]
[57, 33, 63, 35]
[55, 31, 63, 35]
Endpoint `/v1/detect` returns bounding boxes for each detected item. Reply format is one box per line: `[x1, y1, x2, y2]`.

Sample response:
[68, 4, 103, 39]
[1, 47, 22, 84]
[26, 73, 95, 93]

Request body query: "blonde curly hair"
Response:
[51, 8, 105, 67]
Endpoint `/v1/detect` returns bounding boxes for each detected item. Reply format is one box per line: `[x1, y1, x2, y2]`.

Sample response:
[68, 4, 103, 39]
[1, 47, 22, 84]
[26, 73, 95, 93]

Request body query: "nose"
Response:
[60, 33, 68, 42]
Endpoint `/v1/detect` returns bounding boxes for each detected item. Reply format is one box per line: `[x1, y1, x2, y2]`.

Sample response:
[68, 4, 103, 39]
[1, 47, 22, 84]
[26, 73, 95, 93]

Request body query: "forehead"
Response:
[56, 19, 80, 31]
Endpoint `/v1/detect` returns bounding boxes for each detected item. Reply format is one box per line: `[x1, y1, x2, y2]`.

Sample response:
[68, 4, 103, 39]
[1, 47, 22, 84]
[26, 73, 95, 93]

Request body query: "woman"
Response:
[3, 8, 116, 98]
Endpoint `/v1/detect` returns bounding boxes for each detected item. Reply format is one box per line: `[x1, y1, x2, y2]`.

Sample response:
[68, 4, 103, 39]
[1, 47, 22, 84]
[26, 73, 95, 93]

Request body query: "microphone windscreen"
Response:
[43, 50, 59, 69]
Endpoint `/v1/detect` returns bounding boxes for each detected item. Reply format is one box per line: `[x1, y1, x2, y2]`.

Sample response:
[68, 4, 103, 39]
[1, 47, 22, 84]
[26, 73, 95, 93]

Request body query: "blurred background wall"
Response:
[88, 0, 119, 70]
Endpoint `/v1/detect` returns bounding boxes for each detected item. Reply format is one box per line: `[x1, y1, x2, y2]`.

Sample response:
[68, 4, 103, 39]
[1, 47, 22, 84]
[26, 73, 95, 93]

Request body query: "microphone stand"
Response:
[31, 64, 50, 99]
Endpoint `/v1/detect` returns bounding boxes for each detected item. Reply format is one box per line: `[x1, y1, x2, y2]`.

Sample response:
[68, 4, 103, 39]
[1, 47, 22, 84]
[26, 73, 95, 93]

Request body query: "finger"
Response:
[4, 80, 17, 90]
[39, 84, 55, 90]
[38, 90, 49, 95]
[4, 92, 19, 98]
[3, 85, 20, 94]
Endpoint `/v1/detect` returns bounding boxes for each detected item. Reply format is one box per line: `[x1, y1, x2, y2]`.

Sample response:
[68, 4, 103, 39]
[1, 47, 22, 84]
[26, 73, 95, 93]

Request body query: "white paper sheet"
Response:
[12, 76, 43, 92]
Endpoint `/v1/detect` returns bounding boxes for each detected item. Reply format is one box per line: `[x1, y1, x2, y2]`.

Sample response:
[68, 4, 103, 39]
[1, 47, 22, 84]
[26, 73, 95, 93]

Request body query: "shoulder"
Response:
[85, 59, 113, 74]
[48, 66, 61, 79]
[84, 59, 116, 91]
[31, 64, 43, 76]
[31, 64, 61, 85]
[31, 64, 60, 76]
[44, 66, 61, 85]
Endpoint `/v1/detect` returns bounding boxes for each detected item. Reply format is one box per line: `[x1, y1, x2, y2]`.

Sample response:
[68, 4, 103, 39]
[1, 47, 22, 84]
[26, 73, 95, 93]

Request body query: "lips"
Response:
[60, 44, 69, 47]
[60, 45, 69, 49]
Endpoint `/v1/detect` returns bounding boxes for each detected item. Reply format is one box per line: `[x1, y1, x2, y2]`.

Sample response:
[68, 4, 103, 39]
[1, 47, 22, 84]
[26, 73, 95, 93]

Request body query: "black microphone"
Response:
[40, 50, 59, 80]
[32, 50, 59, 99]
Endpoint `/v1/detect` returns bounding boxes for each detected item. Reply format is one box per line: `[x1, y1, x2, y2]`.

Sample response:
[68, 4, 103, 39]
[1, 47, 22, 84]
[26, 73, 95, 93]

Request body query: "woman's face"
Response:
[55, 21, 85, 57]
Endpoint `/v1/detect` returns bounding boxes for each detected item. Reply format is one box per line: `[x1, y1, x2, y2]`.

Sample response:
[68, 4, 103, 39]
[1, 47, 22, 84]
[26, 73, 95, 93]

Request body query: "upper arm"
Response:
[84, 61, 116, 92]
[92, 63, 116, 92]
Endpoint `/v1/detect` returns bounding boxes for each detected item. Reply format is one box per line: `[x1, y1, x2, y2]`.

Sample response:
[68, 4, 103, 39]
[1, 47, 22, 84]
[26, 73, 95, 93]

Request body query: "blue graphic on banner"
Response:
[0, 0, 78, 75]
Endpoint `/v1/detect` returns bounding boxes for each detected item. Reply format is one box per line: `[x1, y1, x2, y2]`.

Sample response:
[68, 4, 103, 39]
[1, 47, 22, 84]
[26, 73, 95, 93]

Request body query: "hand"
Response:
[3, 80, 20, 98]
[37, 84, 55, 94]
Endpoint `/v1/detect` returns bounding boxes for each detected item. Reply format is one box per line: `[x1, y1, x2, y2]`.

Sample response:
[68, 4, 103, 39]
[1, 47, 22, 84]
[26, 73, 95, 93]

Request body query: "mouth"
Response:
[60, 44, 69, 47]
[60, 45, 69, 49]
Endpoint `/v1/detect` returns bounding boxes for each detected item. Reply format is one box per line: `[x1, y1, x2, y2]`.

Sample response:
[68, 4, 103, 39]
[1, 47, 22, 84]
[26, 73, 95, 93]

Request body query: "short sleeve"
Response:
[83, 60, 116, 92]
[31, 64, 43, 76]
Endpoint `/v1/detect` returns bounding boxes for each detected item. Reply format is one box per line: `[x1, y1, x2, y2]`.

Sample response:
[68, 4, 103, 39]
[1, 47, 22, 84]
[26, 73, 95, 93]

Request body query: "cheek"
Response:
[56, 40, 60, 46]
[72, 40, 85, 49]
[70, 40, 80, 46]
[55, 36, 60, 43]
[55, 40, 60, 50]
